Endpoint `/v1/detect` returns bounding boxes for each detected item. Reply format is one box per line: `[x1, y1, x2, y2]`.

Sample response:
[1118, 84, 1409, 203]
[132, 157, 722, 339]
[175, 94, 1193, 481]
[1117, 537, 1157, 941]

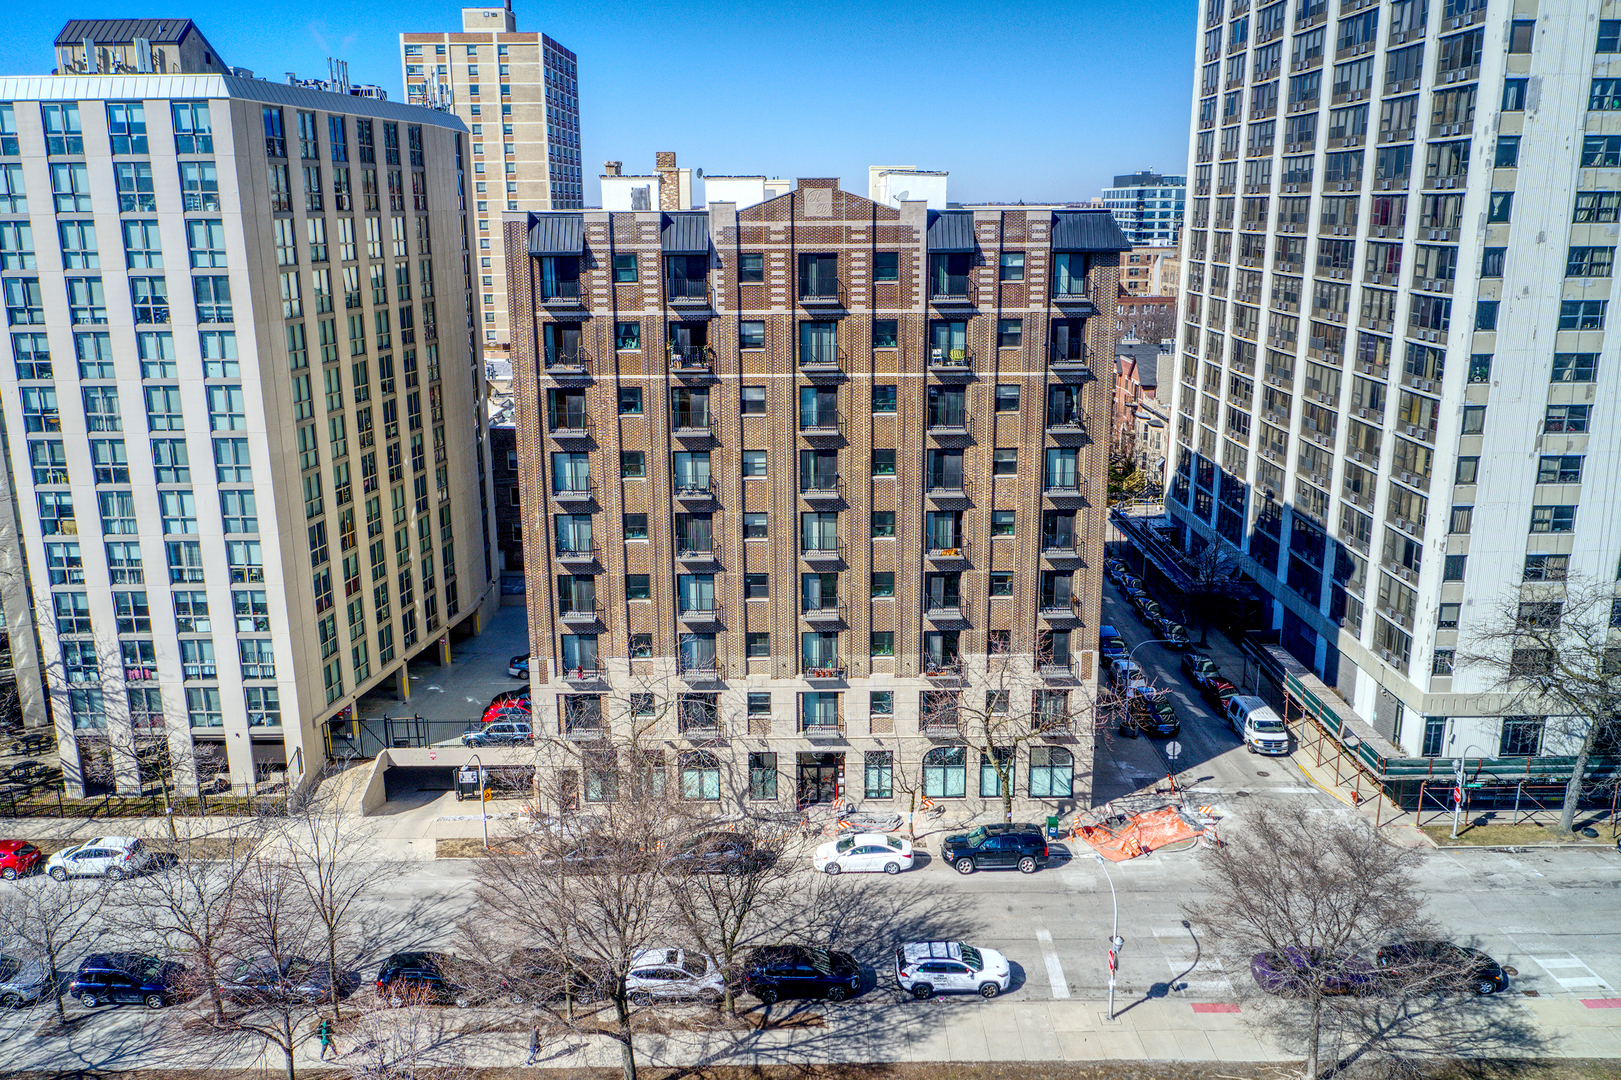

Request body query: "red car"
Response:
[0, 840, 43, 879]
[1201, 677, 1240, 713]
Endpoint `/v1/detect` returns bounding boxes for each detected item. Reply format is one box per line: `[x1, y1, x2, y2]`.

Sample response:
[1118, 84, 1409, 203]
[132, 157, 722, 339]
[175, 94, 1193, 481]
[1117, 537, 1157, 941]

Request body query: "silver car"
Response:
[0, 954, 48, 1008]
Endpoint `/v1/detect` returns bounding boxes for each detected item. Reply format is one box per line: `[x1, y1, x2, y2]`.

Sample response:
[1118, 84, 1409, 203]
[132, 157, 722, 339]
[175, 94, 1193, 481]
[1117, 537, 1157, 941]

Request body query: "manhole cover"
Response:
[1522, 989, 1539, 997]
[1255, 771, 1271, 777]
[1235, 790, 1252, 797]
[1502, 966, 1519, 977]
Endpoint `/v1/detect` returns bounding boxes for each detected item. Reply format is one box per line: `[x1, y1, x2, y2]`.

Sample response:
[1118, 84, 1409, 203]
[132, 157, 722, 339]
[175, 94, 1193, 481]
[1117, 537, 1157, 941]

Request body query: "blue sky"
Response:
[5, 0, 1197, 204]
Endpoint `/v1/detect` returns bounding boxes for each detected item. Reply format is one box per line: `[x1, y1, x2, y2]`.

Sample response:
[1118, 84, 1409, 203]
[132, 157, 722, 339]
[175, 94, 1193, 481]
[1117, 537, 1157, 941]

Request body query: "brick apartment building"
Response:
[504, 179, 1127, 814]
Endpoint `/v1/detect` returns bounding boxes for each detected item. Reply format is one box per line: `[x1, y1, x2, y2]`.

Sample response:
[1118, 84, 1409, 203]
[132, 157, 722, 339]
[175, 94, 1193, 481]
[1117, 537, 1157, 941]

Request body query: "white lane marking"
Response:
[1036, 928, 1070, 999]
[1530, 955, 1613, 992]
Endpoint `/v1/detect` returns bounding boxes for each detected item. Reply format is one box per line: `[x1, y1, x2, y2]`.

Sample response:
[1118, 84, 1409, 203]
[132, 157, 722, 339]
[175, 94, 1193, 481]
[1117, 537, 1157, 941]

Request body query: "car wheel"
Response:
[1246, 744, 1256, 754]
[78, 992, 99, 1008]
[628, 990, 653, 1007]
[508, 993, 527, 1006]
[453, 995, 475, 1009]
[823, 862, 842, 875]
[978, 982, 1001, 999]
[145, 994, 166, 1010]
[1475, 979, 1499, 996]
[756, 987, 779, 1005]
[48, 867, 66, 882]
[1018, 857, 1038, 874]
[104, 866, 124, 881]
[389, 994, 405, 1008]
[883, 861, 901, 875]
[0, 867, 15, 880]
[911, 983, 934, 1000]
[826, 985, 850, 1002]
[955, 858, 975, 875]
[1, 993, 22, 1009]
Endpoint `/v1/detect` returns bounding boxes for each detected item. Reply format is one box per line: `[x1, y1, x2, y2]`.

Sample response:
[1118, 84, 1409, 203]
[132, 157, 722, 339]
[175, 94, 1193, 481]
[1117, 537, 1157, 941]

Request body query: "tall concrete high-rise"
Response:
[0, 24, 499, 795]
[1167, 0, 1620, 762]
[401, 3, 581, 361]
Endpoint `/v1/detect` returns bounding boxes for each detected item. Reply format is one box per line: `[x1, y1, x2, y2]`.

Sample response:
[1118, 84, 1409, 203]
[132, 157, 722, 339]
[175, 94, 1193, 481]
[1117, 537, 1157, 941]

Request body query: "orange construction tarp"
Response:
[1074, 806, 1205, 862]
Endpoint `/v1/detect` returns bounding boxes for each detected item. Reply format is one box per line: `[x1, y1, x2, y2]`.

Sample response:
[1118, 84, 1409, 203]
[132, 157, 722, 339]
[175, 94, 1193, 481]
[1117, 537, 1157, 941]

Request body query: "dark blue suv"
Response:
[70, 953, 187, 1009]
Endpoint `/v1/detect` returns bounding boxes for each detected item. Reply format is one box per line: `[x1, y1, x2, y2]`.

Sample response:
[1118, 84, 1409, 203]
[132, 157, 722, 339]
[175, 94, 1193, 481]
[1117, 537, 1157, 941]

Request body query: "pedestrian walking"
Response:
[525, 1023, 543, 1065]
[318, 1017, 337, 1060]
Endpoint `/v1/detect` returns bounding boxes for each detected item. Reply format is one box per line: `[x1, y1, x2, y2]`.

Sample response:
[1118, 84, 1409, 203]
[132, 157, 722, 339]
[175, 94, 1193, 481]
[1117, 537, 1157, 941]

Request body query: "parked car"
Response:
[1181, 652, 1220, 689]
[812, 832, 914, 875]
[489, 686, 530, 708]
[1156, 621, 1191, 649]
[1375, 941, 1508, 995]
[1118, 573, 1144, 594]
[1201, 677, 1240, 712]
[46, 837, 154, 881]
[1134, 596, 1164, 625]
[501, 948, 606, 1006]
[376, 952, 468, 1007]
[1120, 695, 1181, 738]
[0, 840, 43, 879]
[938, 823, 1049, 875]
[625, 947, 724, 1005]
[508, 654, 530, 678]
[742, 945, 860, 1004]
[539, 835, 654, 875]
[1225, 695, 1290, 755]
[1120, 583, 1147, 607]
[69, 953, 187, 1009]
[894, 941, 1011, 999]
[1251, 948, 1373, 996]
[664, 832, 777, 875]
[222, 955, 356, 1005]
[480, 696, 532, 728]
[461, 721, 533, 748]
[0, 953, 48, 1008]
[1104, 559, 1128, 583]
[1098, 626, 1128, 662]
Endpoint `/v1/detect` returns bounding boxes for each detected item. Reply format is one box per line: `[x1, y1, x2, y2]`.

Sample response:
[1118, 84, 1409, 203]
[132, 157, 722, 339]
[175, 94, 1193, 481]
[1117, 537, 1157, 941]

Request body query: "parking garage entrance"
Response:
[796, 752, 844, 806]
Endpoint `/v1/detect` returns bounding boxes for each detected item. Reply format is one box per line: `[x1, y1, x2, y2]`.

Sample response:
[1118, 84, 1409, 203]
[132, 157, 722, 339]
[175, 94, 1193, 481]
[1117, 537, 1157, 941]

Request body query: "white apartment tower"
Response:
[401, 3, 582, 360]
[0, 61, 499, 796]
[1168, 0, 1621, 760]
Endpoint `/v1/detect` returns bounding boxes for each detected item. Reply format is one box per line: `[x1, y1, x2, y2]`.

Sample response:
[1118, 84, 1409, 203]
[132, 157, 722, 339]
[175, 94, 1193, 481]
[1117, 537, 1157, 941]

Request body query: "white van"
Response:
[1224, 695, 1289, 755]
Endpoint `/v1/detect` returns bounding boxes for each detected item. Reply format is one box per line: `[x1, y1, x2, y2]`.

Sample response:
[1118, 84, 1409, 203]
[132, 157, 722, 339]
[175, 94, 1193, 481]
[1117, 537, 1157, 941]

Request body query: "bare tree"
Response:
[339, 999, 473, 1080]
[1455, 574, 1621, 834]
[1179, 540, 1249, 645]
[0, 874, 108, 1024]
[1183, 804, 1522, 1080]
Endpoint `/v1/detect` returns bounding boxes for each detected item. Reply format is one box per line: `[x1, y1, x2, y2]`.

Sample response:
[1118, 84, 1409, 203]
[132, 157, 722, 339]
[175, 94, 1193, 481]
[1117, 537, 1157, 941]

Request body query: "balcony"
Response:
[552, 481, 597, 504]
[1051, 287, 1096, 315]
[1049, 344, 1091, 375]
[801, 599, 847, 624]
[801, 666, 846, 685]
[925, 540, 971, 565]
[562, 665, 604, 686]
[929, 276, 974, 304]
[562, 714, 603, 741]
[1032, 705, 1077, 733]
[800, 716, 845, 740]
[1039, 595, 1084, 623]
[1042, 538, 1081, 561]
[544, 348, 591, 377]
[798, 409, 843, 438]
[674, 478, 717, 503]
[549, 414, 594, 441]
[798, 278, 845, 306]
[666, 276, 710, 305]
[678, 601, 725, 625]
[928, 347, 974, 376]
[800, 478, 844, 503]
[677, 656, 723, 685]
[919, 707, 963, 735]
[677, 709, 723, 739]
[926, 477, 973, 503]
[671, 413, 716, 440]
[669, 345, 716, 376]
[1043, 478, 1085, 501]
[675, 543, 718, 565]
[801, 542, 845, 564]
[538, 280, 582, 305]
[799, 349, 844, 375]
[924, 597, 972, 624]
[927, 412, 974, 440]
[1046, 411, 1086, 437]
[555, 543, 599, 565]
[558, 602, 601, 625]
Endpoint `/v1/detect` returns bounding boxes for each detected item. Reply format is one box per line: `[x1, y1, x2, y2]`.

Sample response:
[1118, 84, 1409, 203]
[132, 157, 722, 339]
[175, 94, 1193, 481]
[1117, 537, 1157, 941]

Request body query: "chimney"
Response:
[604, 161, 622, 177]
[655, 151, 679, 211]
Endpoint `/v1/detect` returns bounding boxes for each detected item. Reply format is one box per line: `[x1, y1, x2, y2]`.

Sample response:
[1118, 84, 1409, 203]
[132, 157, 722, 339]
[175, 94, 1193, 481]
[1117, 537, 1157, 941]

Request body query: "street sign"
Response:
[1165, 740, 1183, 760]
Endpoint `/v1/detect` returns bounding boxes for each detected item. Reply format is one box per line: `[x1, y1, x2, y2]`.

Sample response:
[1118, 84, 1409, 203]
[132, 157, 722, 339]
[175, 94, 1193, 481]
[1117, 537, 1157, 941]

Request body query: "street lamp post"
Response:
[1449, 746, 1485, 839]
[466, 752, 488, 850]
[1094, 852, 1123, 1020]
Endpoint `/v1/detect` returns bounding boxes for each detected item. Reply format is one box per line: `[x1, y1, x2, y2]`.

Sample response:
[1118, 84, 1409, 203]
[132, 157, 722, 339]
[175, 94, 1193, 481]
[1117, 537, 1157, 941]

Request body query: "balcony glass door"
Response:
[801, 511, 838, 551]
[926, 572, 961, 611]
[678, 574, 715, 613]
[1045, 447, 1078, 489]
[672, 388, 709, 429]
[679, 632, 716, 670]
[1047, 385, 1081, 425]
[928, 386, 966, 427]
[800, 450, 838, 492]
[551, 452, 590, 493]
[798, 386, 836, 427]
[674, 513, 711, 554]
[543, 322, 581, 365]
[555, 514, 592, 553]
[926, 511, 961, 550]
[672, 451, 711, 492]
[561, 633, 597, 672]
[1053, 252, 1087, 295]
[799, 320, 837, 366]
[1041, 571, 1072, 609]
[801, 633, 838, 670]
[1052, 318, 1082, 360]
[927, 450, 964, 490]
[801, 572, 838, 611]
[1043, 510, 1076, 550]
[930, 320, 967, 362]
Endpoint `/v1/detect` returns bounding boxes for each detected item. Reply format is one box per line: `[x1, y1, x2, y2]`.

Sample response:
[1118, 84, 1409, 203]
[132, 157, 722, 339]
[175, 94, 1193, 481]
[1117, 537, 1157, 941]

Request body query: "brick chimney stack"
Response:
[655, 151, 679, 210]
[604, 161, 621, 177]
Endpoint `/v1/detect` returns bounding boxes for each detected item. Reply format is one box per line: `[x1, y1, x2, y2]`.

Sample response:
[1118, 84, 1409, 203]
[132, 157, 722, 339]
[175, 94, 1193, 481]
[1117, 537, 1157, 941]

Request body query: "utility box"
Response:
[456, 766, 488, 801]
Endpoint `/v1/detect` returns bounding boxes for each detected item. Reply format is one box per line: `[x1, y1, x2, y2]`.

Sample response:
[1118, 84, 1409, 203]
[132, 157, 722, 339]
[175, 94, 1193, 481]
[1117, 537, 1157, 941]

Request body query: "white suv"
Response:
[46, 837, 154, 882]
[894, 940, 1011, 999]
[625, 948, 725, 1005]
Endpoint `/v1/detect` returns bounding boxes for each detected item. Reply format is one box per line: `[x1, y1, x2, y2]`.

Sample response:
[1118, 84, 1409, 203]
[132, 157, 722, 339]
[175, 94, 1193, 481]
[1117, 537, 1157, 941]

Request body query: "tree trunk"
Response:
[1304, 996, 1321, 1080]
[1001, 778, 1013, 824]
[615, 996, 637, 1080]
[283, 1042, 297, 1080]
[1560, 739, 1594, 834]
[907, 790, 918, 839]
[327, 927, 345, 1021]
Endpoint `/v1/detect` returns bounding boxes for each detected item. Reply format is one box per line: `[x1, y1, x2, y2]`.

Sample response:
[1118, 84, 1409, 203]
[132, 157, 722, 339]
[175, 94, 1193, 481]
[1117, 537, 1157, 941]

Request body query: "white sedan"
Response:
[624, 948, 725, 1005]
[812, 832, 914, 875]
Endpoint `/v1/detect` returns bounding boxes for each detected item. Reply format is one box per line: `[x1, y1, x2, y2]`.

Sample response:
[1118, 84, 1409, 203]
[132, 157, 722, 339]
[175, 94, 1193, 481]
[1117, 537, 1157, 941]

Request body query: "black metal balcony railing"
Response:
[1039, 594, 1084, 621]
[924, 596, 972, 622]
[801, 542, 845, 563]
[800, 716, 844, 738]
[928, 409, 972, 436]
[666, 276, 710, 302]
[1042, 536, 1079, 558]
[550, 413, 594, 440]
[919, 705, 962, 732]
[799, 277, 843, 304]
[1046, 411, 1086, 434]
[669, 344, 715, 373]
[555, 542, 599, 562]
[677, 709, 722, 736]
[552, 480, 597, 503]
[800, 477, 844, 501]
[1049, 343, 1089, 371]
[926, 477, 973, 501]
[674, 477, 716, 501]
[671, 413, 715, 438]
[675, 542, 716, 562]
[1044, 477, 1085, 498]
[799, 409, 842, 436]
[563, 716, 603, 741]
[930, 275, 973, 301]
[1032, 704, 1075, 730]
[538, 279, 582, 303]
[801, 599, 847, 622]
[926, 539, 971, 563]
[802, 666, 845, 683]
[544, 347, 591, 374]
[679, 601, 724, 624]
[677, 655, 722, 682]
[928, 347, 974, 372]
[559, 600, 599, 621]
[799, 348, 844, 372]
[562, 664, 603, 684]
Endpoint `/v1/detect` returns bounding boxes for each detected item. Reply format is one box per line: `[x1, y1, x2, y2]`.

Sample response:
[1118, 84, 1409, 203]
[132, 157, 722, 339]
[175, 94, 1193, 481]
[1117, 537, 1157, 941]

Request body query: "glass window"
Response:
[995, 385, 1020, 411]
[615, 321, 640, 351]
[623, 513, 648, 539]
[746, 632, 770, 658]
[872, 385, 897, 412]
[620, 450, 645, 478]
[873, 252, 898, 281]
[748, 753, 778, 800]
[871, 571, 895, 597]
[1029, 746, 1073, 798]
[744, 512, 767, 539]
[742, 449, 767, 477]
[740, 386, 766, 414]
[612, 254, 637, 283]
[999, 252, 1025, 281]
[922, 746, 966, 798]
[871, 512, 896, 537]
[991, 510, 1015, 536]
[679, 751, 721, 800]
[864, 750, 893, 799]
[871, 631, 895, 657]
[873, 320, 898, 348]
[618, 386, 642, 414]
[739, 320, 765, 349]
[990, 572, 1014, 596]
[738, 253, 764, 282]
[997, 320, 1022, 348]
[872, 449, 896, 476]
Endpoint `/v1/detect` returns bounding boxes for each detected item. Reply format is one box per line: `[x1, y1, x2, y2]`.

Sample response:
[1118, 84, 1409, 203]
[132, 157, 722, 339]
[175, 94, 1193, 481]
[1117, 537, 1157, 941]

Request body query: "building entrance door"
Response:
[796, 752, 844, 806]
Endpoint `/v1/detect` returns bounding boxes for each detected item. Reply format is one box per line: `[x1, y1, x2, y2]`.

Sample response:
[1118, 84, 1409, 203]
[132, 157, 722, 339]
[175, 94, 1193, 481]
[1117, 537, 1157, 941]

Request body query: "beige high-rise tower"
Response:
[401, 3, 582, 360]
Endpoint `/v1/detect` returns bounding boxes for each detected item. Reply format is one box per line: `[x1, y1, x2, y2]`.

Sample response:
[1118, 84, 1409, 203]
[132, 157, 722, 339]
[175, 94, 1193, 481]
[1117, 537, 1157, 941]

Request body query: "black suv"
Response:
[742, 945, 860, 1004]
[937, 824, 1050, 875]
[376, 952, 468, 1007]
[1120, 695, 1181, 738]
[70, 953, 186, 1009]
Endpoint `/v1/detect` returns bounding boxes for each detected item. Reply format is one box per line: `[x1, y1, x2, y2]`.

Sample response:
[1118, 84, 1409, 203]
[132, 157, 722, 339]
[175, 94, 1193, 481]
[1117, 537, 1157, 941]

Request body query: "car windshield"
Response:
[965, 826, 988, 846]
[680, 955, 708, 977]
[958, 944, 983, 971]
[886, 836, 904, 850]
[0, 957, 21, 979]
[806, 949, 834, 976]
[835, 837, 854, 853]
[1156, 703, 1176, 719]
[1253, 718, 1287, 732]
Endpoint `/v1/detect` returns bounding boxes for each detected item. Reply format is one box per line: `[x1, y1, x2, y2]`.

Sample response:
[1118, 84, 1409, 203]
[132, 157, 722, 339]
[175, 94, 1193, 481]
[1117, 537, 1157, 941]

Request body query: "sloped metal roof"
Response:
[528, 214, 584, 255]
[926, 211, 975, 252]
[661, 213, 710, 254]
[1051, 211, 1133, 252]
[56, 19, 196, 45]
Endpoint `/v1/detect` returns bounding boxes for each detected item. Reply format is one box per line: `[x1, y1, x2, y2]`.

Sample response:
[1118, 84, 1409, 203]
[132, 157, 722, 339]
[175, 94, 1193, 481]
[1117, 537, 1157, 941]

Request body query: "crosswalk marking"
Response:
[1036, 929, 1070, 999]
[1531, 955, 1613, 993]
